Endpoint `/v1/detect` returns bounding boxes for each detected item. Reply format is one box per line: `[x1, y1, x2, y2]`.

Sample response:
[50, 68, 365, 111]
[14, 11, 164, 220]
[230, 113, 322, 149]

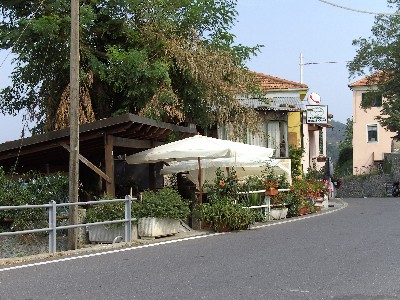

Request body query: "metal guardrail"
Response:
[0, 196, 137, 254]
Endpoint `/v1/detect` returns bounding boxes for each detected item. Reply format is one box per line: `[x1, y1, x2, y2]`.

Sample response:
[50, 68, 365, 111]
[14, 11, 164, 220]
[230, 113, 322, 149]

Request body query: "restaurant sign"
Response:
[306, 105, 328, 124]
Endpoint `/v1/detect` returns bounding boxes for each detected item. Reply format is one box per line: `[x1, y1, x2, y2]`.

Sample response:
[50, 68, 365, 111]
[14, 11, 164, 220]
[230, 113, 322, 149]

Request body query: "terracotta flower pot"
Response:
[266, 188, 278, 196]
[298, 206, 308, 216]
[200, 221, 213, 230]
[215, 224, 232, 233]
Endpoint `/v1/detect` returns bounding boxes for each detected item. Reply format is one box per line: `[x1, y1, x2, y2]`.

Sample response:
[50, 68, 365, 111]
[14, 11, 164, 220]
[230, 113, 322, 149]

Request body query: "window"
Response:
[266, 121, 288, 158]
[217, 123, 234, 140]
[362, 92, 382, 107]
[247, 124, 267, 146]
[367, 124, 378, 142]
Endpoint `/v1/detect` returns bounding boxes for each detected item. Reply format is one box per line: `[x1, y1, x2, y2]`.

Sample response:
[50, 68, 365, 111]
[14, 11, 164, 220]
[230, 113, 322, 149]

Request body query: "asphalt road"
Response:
[1, 198, 400, 300]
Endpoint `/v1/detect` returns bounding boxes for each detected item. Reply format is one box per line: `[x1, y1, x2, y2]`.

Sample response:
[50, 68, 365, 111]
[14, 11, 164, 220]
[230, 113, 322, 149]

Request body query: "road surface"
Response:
[1, 198, 400, 299]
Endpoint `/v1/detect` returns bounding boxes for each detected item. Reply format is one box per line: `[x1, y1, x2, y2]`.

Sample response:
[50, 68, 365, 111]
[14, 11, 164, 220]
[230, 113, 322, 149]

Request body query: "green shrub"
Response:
[0, 168, 69, 231]
[137, 187, 190, 220]
[197, 196, 255, 231]
[85, 199, 128, 227]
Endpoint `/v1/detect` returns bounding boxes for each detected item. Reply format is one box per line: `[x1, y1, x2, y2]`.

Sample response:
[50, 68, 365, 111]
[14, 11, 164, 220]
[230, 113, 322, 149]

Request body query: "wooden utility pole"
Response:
[68, 0, 80, 250]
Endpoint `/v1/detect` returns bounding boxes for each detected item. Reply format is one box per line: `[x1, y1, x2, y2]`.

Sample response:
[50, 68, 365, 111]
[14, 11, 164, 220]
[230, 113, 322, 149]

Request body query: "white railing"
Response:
[238, 189, 290, 219]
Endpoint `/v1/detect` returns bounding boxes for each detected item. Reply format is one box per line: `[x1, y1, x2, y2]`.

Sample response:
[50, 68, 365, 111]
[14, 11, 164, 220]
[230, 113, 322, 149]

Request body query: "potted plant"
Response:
[265, 180, 279, 196]
[197, 196, 255, 232]
[136, 187, 190, 238]
[85, 196, 139, 243]
[198, 168, 255, 231]
[269, 194, 288, 220]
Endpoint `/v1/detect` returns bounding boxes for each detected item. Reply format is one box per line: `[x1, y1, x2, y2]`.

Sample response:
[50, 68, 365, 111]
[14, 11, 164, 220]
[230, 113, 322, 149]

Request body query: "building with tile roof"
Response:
[250, 71, 309, 92]
[219, 71, 329, 176]
[349, 74, 395, 175]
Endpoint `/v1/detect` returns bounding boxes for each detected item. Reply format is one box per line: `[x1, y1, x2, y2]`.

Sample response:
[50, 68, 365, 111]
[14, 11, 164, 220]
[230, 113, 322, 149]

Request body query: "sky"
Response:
[233, 0, 392, 121]
[0, 0, 393, 143]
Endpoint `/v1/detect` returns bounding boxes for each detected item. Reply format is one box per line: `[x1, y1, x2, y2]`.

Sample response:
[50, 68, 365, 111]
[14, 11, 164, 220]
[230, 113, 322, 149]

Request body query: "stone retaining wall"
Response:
[0, 209, 87, 259]
[384, 153, 400, 182]
[336, 174, 390, 198]
[0, 235, 68, 259]
[336, 153, 400, 198]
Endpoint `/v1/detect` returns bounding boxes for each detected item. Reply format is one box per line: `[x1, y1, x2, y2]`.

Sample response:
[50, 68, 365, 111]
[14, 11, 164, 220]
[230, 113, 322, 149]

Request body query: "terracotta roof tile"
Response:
[348, 71, 384, 87]
[250, 71, 308, 90]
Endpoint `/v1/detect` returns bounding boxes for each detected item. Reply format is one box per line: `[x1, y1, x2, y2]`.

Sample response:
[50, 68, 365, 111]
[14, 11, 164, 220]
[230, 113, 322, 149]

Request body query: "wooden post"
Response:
[68, 0, 80, 250]
[105, 135, 115, 196]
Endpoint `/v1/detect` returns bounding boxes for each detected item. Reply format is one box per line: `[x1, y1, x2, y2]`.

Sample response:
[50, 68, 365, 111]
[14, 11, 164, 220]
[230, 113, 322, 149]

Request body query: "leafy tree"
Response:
[335, 118, 353, 176]
[326, 119, 346, 163]
[339, 118, 353, 150]
[289, 145, 304, 180]
[348, 0, 400, 137]
[0, 0, 262, 138]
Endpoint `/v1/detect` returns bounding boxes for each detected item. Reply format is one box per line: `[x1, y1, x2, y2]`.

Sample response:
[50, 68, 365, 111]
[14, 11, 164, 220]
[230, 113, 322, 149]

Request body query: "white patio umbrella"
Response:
[160, 157, 291, 189]
[126, 135, 232, 164]
[125, 135, 275, 204]
[126, 135, 274, 164]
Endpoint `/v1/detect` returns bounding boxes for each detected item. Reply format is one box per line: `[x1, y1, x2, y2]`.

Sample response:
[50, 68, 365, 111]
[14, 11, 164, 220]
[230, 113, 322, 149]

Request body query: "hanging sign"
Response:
[306, 105, 328, 124]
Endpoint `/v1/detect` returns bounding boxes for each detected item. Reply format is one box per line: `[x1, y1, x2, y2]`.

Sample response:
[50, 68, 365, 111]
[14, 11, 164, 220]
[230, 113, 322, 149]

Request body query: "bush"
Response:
[197, 196, 255, 231]
[203, 167, 239, 200]
[85, 188, 190, 226]
[0, 168, 69, 231]
[85, 196, 128, 227]
[137, 187, 190, 220]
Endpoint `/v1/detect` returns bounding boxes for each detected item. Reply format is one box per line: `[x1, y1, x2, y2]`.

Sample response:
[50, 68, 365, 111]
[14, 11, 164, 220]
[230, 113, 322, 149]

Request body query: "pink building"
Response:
[348, 75, 396, 175]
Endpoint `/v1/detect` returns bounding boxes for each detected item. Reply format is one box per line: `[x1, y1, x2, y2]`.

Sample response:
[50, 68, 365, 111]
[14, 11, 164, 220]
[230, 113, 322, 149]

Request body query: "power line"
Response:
[299, 53, 349, 83]
[318, 0, 400, 16]
[303, 61, 339, 65]
[0, 0, 46, 69]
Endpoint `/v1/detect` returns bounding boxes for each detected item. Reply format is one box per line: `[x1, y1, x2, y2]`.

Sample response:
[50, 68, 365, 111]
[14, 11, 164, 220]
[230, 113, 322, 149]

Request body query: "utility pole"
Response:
[68, 0, 79, 250]
[300, 52, 304, 84]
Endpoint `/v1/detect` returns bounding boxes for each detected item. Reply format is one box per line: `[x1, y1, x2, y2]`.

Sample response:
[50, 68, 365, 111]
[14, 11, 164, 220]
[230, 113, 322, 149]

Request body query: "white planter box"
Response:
[322, 195, 329, 208]
[280, 208, 288, 219]
[138, 217, 180, 238]
[270, 208, 288, 220]
[88, 224, 138, 243]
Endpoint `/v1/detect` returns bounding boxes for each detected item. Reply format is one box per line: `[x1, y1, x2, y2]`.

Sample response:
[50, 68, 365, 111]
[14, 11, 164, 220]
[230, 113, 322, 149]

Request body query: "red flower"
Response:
[219, 180, 225, 187]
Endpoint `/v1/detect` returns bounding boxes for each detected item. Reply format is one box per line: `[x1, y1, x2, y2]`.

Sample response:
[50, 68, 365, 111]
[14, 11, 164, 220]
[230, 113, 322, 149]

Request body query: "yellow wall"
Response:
[288, 111, 302, 147]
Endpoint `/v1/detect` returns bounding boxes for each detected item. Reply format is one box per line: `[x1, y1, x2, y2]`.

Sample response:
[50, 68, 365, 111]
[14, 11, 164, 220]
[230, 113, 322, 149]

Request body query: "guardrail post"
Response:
[265, 194, 271, 220]
[48, 200, 57, 254]
[125, 195, 132, 243]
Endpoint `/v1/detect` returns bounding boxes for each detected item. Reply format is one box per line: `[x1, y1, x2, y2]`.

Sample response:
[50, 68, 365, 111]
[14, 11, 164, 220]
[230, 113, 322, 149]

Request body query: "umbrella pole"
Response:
[198, 157, 202, 206]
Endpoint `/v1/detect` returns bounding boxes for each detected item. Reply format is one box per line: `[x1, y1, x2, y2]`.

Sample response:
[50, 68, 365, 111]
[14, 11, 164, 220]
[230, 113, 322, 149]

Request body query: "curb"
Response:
[250, 198, 347, 230]
[0, 198, 348, 268]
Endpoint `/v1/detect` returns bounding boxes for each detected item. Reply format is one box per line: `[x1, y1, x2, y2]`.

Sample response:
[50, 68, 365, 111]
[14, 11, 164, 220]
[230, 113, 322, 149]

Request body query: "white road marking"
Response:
[289, 289, 310, 293]
[0, 233, 223, 272]
[0, 200, 347, 272]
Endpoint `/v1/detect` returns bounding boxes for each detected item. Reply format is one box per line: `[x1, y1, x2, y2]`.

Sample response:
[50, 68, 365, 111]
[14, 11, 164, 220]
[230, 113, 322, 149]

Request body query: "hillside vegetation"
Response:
[326, 120, 346, 163]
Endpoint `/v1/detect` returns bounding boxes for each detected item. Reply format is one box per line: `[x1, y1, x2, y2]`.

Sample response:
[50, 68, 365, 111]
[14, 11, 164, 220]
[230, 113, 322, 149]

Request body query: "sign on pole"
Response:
[306, 105, 328, 124]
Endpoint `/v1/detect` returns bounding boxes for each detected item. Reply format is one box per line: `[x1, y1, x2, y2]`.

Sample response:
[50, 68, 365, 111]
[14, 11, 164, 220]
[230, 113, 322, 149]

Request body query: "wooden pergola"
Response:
[0, 113, 197, 196]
